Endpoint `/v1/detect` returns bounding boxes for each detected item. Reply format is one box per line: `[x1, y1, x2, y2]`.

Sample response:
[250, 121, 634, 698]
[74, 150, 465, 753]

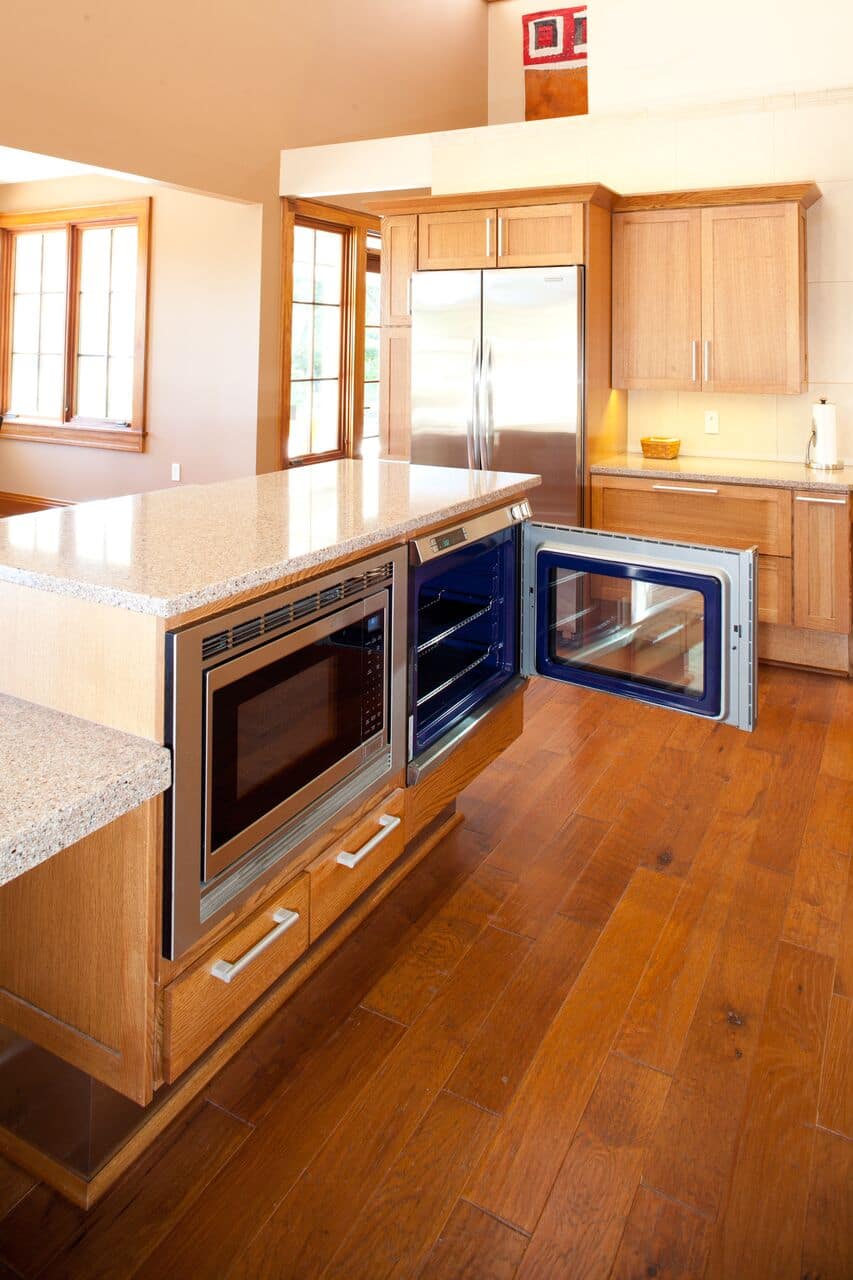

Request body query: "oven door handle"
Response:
[336, 813, 402, 869]
[210, 907, 300, 983]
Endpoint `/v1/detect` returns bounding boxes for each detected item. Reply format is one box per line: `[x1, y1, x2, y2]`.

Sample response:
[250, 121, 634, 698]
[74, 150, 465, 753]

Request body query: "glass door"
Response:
[522, 525, 756, 730]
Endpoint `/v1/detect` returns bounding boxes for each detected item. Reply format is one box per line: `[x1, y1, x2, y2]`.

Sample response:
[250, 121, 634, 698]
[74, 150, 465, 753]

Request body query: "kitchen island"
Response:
[0, 459, 539, 1205]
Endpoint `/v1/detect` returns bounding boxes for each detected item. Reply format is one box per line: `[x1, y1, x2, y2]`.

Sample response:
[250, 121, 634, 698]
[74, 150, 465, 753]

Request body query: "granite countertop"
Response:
[0, 694, 171, 886]
[589, 453, 853, 491]
[0, 461, 540, 618]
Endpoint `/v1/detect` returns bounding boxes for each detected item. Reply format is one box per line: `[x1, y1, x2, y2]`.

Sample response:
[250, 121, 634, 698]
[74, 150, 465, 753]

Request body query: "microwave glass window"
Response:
[209, 610, 385, 855]
[547, 566, 706, 698]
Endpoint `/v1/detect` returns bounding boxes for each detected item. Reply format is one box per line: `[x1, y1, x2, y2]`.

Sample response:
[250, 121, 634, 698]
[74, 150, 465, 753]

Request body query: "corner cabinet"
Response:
[613, 192, 816, 395]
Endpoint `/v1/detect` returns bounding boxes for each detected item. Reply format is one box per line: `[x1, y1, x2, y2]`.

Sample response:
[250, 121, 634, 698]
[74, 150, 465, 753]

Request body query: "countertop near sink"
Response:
[0, 461, 540, 618]
[0, 694, 171, 886]
[590, 453, 853, 492]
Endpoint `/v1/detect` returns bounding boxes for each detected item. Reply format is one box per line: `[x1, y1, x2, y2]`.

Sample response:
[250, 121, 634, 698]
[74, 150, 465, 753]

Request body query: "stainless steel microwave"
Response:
[163, 547, 407, 958]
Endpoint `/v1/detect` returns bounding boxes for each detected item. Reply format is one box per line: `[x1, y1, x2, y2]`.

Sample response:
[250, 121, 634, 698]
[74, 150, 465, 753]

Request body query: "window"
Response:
[281, 200, 382, 467]
[0, 200, 150, 451]
[361, 233, 381, 460]
[289, 223, 345, 460]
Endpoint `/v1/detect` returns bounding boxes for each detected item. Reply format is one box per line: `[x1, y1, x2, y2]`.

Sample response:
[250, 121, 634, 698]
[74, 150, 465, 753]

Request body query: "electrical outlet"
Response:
[704, 411, 719, 435]
[171, 462, 181, 482]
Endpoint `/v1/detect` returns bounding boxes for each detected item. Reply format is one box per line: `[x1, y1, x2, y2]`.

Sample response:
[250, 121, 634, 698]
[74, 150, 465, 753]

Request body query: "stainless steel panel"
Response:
[482, 267, 583, 526]
[408, 500, 530, 566]
[521, 522, 757, 732]
[410, 271, 482, 469]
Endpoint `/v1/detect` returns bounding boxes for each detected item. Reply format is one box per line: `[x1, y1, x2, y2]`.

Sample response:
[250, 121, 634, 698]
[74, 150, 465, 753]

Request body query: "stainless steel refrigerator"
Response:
[410, 266, 584, 525]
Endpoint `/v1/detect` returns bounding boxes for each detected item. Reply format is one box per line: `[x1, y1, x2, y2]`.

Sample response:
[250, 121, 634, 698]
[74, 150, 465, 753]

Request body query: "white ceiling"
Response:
[0, 145, 144, 186]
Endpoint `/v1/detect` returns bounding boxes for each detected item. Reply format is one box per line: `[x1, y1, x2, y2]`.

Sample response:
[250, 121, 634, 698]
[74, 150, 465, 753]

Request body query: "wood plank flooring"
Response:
[1, 667, 851, 1278]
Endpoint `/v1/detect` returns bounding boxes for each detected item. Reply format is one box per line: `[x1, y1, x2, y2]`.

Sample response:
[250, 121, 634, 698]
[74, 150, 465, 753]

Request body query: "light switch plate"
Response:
[171, 462, 181, 482]
[704, 411, 720, 435]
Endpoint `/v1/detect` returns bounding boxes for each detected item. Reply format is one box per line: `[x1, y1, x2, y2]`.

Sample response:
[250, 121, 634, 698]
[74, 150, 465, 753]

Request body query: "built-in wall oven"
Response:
[164, 547, 407, 959]
[408, 503, 757, 782]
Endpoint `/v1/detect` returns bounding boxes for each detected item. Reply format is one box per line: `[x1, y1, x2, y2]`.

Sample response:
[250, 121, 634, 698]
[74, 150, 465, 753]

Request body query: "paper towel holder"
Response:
[805, 398, 844, 470]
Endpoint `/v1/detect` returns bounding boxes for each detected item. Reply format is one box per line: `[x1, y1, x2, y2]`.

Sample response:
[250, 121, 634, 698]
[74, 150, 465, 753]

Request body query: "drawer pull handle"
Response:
[210, 907, 300, 984]
[337, 814, 402, 870]
[651, 484, 719, 495]
[795, 495, 846, 505]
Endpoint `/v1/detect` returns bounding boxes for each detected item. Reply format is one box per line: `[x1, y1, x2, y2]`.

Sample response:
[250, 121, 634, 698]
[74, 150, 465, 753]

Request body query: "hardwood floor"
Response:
[1, 669, 851, 1278]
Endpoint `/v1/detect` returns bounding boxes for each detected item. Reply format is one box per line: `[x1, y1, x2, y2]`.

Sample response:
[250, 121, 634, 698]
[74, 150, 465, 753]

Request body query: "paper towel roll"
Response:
[812, 399, 839, 467]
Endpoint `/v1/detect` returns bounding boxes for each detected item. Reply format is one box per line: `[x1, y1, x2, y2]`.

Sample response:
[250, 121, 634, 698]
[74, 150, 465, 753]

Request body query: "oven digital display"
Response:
[433, 528, 466, 552]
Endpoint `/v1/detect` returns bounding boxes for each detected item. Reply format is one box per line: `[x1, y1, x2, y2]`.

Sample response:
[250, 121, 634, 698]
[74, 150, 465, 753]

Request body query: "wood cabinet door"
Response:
[793, 491, 851, 633]
[380, 215, 417, 326]
[612, 209, 702, 391]
[496, 202, 584, 267]
[418, 208, 497, 270]
[701, 203, 805, 394]
[379, 326, 411, 459]
[758, 555, 793, 625]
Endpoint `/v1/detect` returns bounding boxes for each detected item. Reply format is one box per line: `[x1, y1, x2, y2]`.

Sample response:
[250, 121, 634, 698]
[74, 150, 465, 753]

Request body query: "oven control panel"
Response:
[411, 500, 531, 566]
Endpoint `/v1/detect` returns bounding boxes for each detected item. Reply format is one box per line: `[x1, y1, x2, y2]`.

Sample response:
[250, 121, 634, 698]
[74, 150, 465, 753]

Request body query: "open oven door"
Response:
[521, 524, 757, 731]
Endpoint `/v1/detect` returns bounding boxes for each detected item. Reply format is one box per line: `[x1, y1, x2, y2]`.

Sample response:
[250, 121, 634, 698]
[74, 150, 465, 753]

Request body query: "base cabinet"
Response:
[793, 491, 852, 634]
[590, 474, 851, 673]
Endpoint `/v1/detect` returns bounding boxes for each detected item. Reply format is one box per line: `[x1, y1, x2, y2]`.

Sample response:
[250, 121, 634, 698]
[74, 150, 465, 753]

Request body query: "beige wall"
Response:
[0, 175, 262, 501]
[489, 1, 853, 124]
[0, 1, 489, 478]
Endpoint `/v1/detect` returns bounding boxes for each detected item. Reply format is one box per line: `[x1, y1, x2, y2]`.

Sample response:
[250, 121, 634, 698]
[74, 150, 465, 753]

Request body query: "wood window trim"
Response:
[0, 199, 151, 453]
[280, 198, 380, 468]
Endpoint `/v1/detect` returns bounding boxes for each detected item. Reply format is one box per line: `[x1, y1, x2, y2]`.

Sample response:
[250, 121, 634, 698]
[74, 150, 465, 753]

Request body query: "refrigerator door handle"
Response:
[482, 339, 495, 470]
[468, 338, 482, 469]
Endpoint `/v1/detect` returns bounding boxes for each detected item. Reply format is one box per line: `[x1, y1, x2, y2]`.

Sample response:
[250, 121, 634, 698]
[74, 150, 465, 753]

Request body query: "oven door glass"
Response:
[522, 525, 756, 731]
[204, 593, 387, 881]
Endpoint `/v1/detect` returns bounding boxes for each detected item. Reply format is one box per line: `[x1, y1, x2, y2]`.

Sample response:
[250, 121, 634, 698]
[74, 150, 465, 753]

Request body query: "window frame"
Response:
[280, 198, 381, 468]
[0, 199, 151, 452]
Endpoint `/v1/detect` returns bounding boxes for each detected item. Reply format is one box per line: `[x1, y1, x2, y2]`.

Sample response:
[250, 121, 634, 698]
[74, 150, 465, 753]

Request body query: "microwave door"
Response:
[520, 523, 757, 731]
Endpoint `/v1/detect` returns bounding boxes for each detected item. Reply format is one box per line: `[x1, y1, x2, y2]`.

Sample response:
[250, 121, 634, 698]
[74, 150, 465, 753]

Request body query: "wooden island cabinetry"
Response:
[591, 470, 852, 673]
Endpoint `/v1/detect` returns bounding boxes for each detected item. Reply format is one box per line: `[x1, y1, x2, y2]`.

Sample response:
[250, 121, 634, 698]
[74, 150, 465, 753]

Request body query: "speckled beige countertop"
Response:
[0, 461, 540, 617]
[590, 453, 853, 491]
[0, 694, 171, 886]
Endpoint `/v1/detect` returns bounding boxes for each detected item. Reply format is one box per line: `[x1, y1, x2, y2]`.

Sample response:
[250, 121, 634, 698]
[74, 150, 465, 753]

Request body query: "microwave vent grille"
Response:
[200, 560, 394, 659]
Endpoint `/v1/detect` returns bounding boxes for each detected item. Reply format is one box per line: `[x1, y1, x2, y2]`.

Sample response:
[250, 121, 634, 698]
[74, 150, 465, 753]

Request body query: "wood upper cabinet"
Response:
[380, 215, 417, 326]
[702, 203, 806, 394]
[612, 209, 701, 390]
[418, 208, 496, 270]
[496, 202, 584, 267]
[793, 491, 852, 633]
[612, 201, 808, 394]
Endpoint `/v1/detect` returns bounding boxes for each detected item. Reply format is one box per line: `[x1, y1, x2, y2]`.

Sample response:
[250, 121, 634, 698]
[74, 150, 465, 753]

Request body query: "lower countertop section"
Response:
[0, 694, 171, 886]
[590, 453, 853, 492]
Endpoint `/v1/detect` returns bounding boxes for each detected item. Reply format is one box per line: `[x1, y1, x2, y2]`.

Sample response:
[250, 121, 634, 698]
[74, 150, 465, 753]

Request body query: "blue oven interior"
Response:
[534, 550, 724, 718]
[410, 526, 519, 756]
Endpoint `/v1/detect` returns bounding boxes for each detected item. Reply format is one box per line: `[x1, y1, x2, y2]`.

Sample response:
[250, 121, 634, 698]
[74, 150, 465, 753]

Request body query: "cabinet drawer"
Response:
[590, 476, 792, 557]
[758, 555, 792, 625]
[309, 789, 406, 940]
[162, 874, 310, 1082]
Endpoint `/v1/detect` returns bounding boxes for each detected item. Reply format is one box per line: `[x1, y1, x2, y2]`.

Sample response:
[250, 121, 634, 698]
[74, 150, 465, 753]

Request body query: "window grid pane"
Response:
[288, 221, 344, 461]
[75, 224, 137, 423]
[9, 231, 67, 419]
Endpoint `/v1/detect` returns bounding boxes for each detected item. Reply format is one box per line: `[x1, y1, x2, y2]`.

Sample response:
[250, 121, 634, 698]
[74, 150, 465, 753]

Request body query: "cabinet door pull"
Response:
[210, 907, 300, 984]
[795, 494, 846, 505]
[703, 340, 711, 382]
[485, 217, 492, 259]
[497, 215, 504, 260]
[406, 278, 412, 317]
[652, 483, 719, 495]
[337, 813, 402, 869]
[691, 339, 699, 383]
